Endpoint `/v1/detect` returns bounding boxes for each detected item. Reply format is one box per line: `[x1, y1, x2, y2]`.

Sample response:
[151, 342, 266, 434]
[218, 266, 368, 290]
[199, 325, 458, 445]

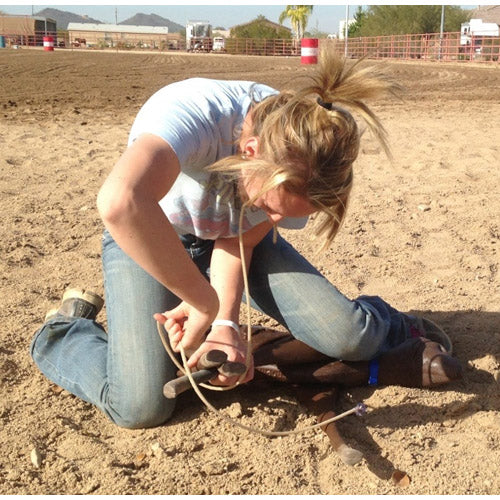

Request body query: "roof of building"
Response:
[470, 5, 500, 25]
[213, 29, 231, 38]
[0, 15, 56, 24]
[67, 23, 169, 34]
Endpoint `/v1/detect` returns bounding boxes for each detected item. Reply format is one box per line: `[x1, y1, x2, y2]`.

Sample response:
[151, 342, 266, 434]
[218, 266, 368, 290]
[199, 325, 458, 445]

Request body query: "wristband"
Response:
[368, 358, 380, 386]
[211, 319, 240, 334]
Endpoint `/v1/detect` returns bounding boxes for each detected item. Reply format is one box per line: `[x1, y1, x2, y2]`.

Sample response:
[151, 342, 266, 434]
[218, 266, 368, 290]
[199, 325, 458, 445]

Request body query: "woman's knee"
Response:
[303, 300, 387, 361]
[331, 301, 388, 361]
[108, 398, 176, 429]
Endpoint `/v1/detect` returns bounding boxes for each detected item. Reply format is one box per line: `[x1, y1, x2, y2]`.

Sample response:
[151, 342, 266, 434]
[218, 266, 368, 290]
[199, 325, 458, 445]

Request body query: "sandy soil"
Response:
[1, 49, 499, 495]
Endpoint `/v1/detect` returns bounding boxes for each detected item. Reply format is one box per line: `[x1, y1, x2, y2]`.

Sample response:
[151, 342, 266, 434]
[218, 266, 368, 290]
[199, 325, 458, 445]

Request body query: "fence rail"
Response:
[1, 30, 499, 63]
[334, 32, 500, 63]
[0, 30, 59, 47]
[224, 38, 300, 56]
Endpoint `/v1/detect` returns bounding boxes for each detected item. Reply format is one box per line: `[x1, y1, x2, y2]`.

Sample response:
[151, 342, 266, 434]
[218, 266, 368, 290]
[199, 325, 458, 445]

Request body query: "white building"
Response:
[66, 22, 178, 49]
[67, 22, 169, 36]
[338, 19, 355, 40]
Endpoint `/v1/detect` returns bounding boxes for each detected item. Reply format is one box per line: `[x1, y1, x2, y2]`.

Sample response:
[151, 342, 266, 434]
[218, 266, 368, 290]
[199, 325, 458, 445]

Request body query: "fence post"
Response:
[439, 5, 445, 61]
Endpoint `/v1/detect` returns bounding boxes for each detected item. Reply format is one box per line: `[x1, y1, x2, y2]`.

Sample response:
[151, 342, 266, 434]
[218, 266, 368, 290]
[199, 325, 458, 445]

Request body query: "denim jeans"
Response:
[31, 229, 412, 428]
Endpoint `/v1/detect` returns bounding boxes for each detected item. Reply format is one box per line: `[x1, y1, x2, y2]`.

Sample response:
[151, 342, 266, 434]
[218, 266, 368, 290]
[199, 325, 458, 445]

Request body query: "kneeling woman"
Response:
[31, 51, 458, 429]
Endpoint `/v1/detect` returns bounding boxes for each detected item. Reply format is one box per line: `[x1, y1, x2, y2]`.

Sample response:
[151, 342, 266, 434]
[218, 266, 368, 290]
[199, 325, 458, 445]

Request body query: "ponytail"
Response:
[210, 49, 400, 248]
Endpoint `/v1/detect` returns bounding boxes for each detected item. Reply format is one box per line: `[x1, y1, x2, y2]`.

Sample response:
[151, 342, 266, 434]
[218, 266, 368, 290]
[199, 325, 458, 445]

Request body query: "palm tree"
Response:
[279, 5, 314, 40]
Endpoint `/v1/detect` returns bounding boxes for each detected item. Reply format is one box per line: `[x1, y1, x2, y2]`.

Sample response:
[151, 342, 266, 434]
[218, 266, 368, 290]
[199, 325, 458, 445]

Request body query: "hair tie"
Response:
[317, 97, 333, 110]
[317, 97, 351, 118]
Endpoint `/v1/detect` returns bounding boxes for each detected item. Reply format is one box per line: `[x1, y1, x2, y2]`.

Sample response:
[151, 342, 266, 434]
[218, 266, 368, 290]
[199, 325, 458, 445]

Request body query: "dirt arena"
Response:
[1, 49, 499, 495]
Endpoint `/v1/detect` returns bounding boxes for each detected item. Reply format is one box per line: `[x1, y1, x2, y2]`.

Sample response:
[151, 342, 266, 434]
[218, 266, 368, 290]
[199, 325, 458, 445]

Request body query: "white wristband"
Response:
[211, 319, 240, 334]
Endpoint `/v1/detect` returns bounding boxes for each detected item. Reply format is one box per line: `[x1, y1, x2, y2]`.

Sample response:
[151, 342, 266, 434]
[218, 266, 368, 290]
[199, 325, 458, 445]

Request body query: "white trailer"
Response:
[460, 19, 499, 46]
[212, 36, 225, 52]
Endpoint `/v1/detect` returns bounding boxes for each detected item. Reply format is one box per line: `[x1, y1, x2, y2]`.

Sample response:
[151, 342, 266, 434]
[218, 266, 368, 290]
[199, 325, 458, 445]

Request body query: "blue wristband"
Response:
[368, 358, 380, 386]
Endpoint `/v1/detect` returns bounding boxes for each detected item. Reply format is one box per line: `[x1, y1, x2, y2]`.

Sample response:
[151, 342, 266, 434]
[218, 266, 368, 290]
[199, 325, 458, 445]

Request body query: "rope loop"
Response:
[156, 200, 366, 436]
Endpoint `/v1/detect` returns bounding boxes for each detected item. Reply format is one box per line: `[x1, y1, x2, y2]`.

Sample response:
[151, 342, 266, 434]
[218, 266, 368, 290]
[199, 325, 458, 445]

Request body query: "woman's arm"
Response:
[97, 133, 219, 346]
[187, 221, 274, 385]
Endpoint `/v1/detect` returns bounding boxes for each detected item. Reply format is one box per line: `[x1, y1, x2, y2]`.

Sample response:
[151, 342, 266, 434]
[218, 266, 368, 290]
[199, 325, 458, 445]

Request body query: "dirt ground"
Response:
[0, 49, 499, 495]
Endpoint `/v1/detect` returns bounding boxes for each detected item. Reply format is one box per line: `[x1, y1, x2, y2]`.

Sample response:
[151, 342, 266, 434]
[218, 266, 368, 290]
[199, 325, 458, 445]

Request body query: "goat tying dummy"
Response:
[162, 320, 462, 466]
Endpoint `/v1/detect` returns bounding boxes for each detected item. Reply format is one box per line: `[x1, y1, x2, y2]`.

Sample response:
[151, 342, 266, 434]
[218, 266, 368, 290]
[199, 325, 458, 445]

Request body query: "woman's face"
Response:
[240, 175, 316, 224]
[239, 114, 315, 223]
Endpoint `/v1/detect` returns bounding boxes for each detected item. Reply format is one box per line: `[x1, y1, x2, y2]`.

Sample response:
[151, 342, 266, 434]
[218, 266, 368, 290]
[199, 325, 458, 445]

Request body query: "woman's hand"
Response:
[188, 325, 254, 386]
[154, 299, 218, 355]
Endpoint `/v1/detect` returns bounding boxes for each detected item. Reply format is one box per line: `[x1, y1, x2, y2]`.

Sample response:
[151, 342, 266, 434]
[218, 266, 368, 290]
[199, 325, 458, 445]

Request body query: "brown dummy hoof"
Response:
[379, 337, 462, 388]
[421, 339, 462, 387]
[337, 444, 364, 466]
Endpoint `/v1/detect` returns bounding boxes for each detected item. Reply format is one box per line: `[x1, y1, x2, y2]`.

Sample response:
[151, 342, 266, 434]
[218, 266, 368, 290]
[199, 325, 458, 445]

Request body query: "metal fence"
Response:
[329, 32, 500, 63]
[0, 30, 178, 50]
[224, 38, 299, 56]
[65, 32, 181, 51]
[0, 30, 59, 47]
[1, 29, 499, 63]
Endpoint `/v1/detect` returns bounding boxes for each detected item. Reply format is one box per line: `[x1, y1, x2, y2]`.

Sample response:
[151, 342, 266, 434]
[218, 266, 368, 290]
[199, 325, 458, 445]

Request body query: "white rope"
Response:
[157, 200, 367, 436]
[157, 303, 367, 436]
[156, 319, 366, 437]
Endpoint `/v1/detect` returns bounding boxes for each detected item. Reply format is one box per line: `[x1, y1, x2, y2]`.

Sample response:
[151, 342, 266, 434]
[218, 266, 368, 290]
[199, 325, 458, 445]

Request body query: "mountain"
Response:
[32, 9, 184, 32]
[35, 8, 103, 30]
[119, 13, 184, 32]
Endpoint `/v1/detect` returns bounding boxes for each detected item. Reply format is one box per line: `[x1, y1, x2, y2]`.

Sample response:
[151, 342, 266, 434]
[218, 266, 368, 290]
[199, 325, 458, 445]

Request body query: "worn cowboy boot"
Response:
[44, 288, 104, 322]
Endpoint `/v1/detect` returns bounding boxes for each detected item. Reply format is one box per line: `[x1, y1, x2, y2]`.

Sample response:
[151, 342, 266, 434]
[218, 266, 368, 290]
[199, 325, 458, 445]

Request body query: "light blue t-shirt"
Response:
[129, 77, 308, 239]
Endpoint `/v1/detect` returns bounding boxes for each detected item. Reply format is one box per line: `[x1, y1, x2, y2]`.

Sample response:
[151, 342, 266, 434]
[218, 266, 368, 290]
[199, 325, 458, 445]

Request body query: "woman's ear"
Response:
[241, 136, 260, 158]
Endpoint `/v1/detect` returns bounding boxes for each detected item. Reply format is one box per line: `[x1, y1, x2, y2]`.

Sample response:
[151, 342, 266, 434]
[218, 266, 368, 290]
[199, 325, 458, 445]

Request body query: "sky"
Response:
[0, 2, 484, 36]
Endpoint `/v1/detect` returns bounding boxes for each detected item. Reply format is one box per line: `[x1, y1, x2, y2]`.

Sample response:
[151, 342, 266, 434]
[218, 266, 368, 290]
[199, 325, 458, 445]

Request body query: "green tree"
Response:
[279, 5, 313, 40]
[231, 16, 291, 39]
[306, 28, 329, 39]
[353, 5, 470, 37]
[348, 6, 367, 37]
[445, 6, 473, 31]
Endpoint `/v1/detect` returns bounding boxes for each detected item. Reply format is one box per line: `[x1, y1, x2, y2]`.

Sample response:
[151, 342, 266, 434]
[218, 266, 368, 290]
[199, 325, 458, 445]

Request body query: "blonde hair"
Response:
[210, 49, 400, 248]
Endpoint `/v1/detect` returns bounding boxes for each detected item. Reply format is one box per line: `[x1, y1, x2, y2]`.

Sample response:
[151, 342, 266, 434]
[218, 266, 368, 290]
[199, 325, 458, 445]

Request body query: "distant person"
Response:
[30, 51, 460, 428]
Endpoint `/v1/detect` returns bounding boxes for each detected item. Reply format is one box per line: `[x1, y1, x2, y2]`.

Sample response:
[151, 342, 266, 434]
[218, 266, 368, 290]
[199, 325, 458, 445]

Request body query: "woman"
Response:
[31, 51, 449, 429]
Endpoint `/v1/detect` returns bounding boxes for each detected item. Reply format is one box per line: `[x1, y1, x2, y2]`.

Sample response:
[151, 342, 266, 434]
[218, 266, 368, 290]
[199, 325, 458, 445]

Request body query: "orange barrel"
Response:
[300, 38, 318, 64]
[43, 36, 54, 51]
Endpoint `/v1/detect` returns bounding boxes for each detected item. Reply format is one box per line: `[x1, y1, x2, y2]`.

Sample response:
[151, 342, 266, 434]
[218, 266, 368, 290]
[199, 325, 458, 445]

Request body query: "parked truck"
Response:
[186, 20, 213, 52]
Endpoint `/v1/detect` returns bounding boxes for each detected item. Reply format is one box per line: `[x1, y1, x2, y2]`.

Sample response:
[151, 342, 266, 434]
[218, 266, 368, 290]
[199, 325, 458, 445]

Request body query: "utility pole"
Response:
[344, 4, 349, 57]
[115, 7, 118, 25]
[439, 5, 445, 60]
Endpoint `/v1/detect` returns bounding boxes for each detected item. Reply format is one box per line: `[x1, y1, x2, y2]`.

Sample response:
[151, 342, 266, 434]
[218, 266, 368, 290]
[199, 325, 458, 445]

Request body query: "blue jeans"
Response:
[31, 229, 412, 428]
